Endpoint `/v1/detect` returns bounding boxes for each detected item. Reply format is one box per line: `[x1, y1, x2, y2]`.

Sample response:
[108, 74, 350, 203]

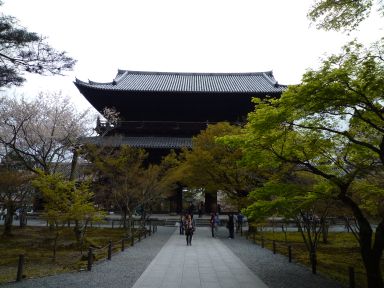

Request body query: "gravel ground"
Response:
[216, 228, 344, 288]
[1, 226, 176, 288]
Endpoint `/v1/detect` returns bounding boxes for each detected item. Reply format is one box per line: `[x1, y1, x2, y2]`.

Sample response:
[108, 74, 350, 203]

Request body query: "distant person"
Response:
[215, 213, 220, 232]
[180, 214, 185, 235]
[198, 201, 204, 218]
[236, 213, 244, 233]
[184, 214, 196, 246]
[210, 212, 216, 237]
[217, 204, 221, 215]
[188, 203, 195, 216]
[227, 213, 235, 239]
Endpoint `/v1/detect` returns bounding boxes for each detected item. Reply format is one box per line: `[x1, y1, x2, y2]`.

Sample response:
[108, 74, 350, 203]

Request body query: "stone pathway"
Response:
[132, 228, 267, 288]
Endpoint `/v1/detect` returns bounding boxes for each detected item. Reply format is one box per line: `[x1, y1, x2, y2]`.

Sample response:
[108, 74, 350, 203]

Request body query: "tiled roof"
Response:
[81, 136, 192, 149]
[75, 70, 286, 93]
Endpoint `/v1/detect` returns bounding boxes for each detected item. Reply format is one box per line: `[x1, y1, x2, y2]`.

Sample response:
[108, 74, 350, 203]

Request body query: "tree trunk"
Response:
[69, 148, 79, 181]
[363, 253, 383, 288]
[127, 210, 133, 237]
[74, 220, 81, 243]
[122, 208, 127, 229]
[321, 222, 329, 244]
[19, 210, 27, 228]
[339, 192, 384, 288]
[3, 205, 14, 236]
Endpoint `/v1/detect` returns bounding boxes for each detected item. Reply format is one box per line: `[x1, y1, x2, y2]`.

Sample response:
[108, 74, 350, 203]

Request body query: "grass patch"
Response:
[0, 225, 138, 284]
[247, 229, 380, 287]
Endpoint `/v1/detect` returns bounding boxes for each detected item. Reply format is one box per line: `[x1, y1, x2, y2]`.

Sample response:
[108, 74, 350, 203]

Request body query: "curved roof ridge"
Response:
[113, 70, 129, 84]
[88, 80, 114, 85]
[117, 69, 272, 76]
[75, 77, 113, 86]
[262, 72, 277, 86]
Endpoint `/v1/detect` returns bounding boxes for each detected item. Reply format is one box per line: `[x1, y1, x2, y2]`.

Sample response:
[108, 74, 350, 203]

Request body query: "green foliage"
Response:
[236, 39, 384, 287]
[32, 172, 101, 226]
[175, 122, 263, 208]
[0, 2, 76, 87]
[308, 0, 382, 31]
[82, 144, 173, 222]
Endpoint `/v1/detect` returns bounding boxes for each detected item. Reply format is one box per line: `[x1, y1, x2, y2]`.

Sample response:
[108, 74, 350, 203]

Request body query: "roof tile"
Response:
[75, 70, 286, 93]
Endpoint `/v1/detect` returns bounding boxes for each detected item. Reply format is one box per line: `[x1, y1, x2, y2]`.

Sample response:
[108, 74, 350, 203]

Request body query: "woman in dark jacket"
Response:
[184, 214, 195, 245]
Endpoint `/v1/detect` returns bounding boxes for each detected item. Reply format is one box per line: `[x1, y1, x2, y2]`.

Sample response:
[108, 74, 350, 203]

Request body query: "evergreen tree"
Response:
[0, 1, 75, 87]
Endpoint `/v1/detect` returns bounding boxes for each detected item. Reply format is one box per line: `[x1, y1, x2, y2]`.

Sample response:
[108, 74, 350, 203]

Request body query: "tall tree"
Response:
[176, 122, 265, 211]
[0, 92, 91, 176]
[0, 1, 76, 88]
[0, 164, 34, 236]
[235, 40, 384, 287]
[308, 0, 383, 31]
[244, 171, 336, 266]
[32, 172, 101, 257]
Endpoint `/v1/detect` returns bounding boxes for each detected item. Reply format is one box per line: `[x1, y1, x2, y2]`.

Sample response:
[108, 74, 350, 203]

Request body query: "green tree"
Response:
[32, 172, 101, 257]
[0, 165, 34, 236]
[176, 122, 265, 211]
[308, 0, 383, 31]
[236, 40, 384, 287]
[0, 1, 75, 87]
[83, 145, 148, 234]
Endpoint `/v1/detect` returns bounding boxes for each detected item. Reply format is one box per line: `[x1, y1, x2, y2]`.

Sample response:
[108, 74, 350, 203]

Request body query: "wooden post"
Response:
[288, 245, 292, 263]
[16, 254, 24, 281]
[261, 236, 265, 248]
[253, 231, 256, 244]
[131, 234, 134, 246]
[349, 267, 355, 288]
[273, 240, 276, 254]
[121, 239, 125, 251]
[87, 248, 93, 271]
[108, 240, 112, 260]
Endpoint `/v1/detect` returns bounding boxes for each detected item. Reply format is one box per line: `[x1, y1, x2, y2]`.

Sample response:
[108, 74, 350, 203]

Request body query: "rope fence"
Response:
[14, 222, 158, 282]
[244, 227, 369, 288]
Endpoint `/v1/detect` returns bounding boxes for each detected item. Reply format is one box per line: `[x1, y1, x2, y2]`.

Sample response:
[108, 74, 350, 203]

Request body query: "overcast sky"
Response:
[2, 0, 383, 113]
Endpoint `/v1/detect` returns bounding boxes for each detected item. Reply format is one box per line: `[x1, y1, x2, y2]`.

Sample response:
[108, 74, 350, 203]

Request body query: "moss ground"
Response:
[248, 229, 380, 287]
[0, 225, 133, 284]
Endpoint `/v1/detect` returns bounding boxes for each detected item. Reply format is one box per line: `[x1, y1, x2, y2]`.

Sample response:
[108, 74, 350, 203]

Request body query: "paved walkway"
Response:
[132, 228, 267, 288]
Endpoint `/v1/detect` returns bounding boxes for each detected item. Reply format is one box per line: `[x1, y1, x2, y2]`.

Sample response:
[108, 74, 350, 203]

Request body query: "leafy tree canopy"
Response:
[308, 0, 383, 31]
[176, 122, 266, 208]
[0, 1, 76, 87]
[235, 39, 384, 288]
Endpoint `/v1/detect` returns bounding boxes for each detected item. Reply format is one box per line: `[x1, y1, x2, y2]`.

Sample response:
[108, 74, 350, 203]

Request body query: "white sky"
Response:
[1, 0, 383, 114]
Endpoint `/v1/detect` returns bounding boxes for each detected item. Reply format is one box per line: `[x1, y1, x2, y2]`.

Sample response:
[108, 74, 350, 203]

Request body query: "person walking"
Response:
[184, 214, 195, 245]
[179, 214, 185, 235]
[236, 212, 244, 233]
[210, 212, 216, 237]
[215, 213, 220, 234]
[227, 213, 235, 239]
